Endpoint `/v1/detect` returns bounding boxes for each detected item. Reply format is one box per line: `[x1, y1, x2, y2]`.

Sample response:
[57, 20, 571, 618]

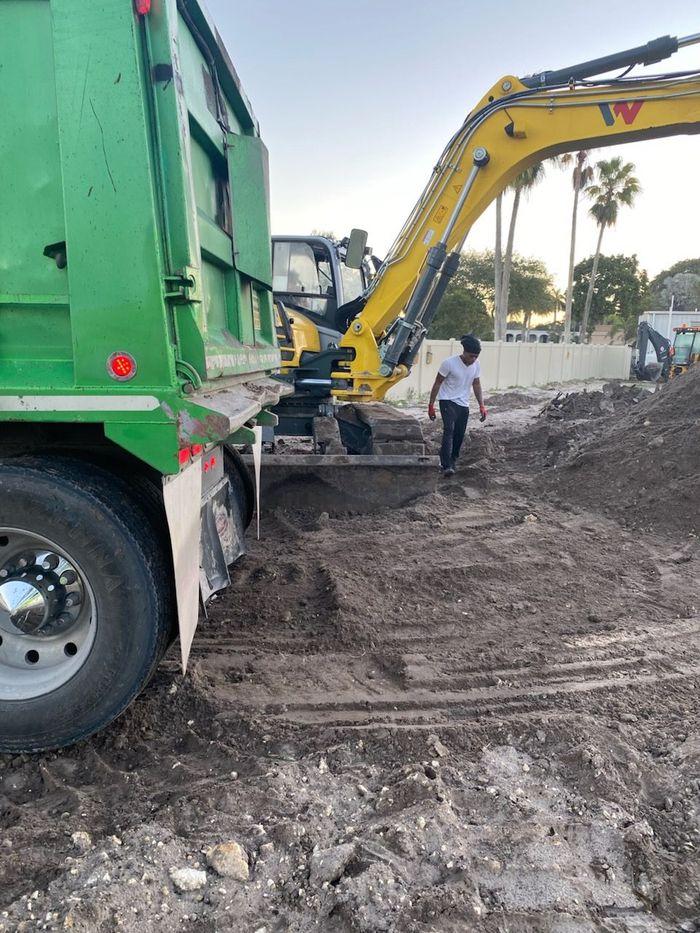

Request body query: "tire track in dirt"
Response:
[210, 649, 699, 727]
[271, 664, 698, 716]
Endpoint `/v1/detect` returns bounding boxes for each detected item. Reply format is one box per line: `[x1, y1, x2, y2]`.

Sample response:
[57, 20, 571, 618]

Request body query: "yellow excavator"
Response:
[269, 31, 700, 454]
[670, 325, 700, 377]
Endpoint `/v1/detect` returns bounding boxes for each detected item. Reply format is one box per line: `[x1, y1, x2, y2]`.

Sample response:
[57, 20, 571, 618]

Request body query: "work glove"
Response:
[479, 404, 488, 423]
[428, 403, 437, 421]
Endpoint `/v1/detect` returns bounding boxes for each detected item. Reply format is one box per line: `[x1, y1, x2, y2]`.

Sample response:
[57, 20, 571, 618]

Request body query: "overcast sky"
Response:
[207, 0, 699, 290]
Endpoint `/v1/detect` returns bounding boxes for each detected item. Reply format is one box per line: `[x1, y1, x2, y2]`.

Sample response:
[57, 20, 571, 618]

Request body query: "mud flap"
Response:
[162, 461, 202, 673]
[163, 447, 245, 673]
[252, 424, 262, 539]
[199, 475, 245, 603]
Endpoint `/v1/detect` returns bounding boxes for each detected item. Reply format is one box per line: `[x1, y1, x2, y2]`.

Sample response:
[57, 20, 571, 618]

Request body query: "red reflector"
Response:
[107, 351, 137, 381]
[178, 448, 190, 466]
[191, 443, 204, 457]
[134, 0, 151, 14]
[203, 462, 210, 473]
[209, 456, 217, 469]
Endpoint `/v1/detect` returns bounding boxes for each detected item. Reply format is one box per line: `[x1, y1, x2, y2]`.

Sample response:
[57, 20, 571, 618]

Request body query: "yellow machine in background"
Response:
[670, 325, 700, 377]
[271, 31, 700, 446]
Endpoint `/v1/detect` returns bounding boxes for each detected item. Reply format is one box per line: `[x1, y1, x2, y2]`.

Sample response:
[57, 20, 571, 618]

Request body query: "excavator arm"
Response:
[334, 32, 700, 400]
[634, 321, 672, 381]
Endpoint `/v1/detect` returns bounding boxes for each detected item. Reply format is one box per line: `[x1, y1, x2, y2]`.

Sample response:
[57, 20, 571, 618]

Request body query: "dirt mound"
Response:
[539, 383, 650, 421]
[2, 385, 699, 932]
[486, 390, 550, 411]
[551, 368, 700, 535]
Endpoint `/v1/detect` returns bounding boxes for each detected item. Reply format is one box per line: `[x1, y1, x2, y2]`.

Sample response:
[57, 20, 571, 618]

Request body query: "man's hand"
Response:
[428, 403, 437, 421]
[479, 404, 487, 423]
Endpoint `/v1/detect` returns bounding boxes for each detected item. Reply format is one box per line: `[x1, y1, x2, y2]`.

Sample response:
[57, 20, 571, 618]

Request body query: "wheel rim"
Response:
[0, 529, 97, 701]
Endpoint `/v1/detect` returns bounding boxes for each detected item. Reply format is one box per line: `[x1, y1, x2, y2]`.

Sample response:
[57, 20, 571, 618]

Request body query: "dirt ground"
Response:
[2, 376, 699, 933]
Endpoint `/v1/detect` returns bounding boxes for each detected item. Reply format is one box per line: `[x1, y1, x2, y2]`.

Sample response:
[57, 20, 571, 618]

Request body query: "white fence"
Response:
[386, 339, 632, 400]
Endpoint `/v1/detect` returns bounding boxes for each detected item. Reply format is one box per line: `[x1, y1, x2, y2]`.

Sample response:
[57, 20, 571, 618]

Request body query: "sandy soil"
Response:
[1, 377, 699, 933]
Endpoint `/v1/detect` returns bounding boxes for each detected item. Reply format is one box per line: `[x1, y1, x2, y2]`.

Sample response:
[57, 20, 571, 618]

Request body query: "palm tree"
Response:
[497, 162, 546, 336]
[578, 157, 641, 342]
[551, 287, 566, 326]
[494, 193, 504, 340]
[559, 151, 594, 342]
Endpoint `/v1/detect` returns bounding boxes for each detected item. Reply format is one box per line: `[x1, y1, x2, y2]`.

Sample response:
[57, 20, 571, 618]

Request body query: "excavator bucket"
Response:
[244, 453, 438, 515]
[246, 404, 438, 514]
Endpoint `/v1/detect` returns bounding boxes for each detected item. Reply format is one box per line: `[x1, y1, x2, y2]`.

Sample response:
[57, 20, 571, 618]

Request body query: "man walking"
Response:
[428, 334, 487, 476]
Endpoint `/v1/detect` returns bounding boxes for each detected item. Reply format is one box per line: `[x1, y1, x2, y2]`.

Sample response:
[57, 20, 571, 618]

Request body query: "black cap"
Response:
[460, 334, 481, 354]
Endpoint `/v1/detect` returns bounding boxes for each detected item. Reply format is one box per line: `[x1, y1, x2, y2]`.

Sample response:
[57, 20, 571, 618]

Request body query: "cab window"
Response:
[673, 330, 697, 364]
[272, 241, 336, 322]
[341, 264, 364, 303]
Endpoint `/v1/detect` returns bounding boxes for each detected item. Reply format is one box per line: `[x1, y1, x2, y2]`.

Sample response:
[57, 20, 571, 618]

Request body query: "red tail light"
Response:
[107, 352, 137, 381]
[134, 0, 151, 14]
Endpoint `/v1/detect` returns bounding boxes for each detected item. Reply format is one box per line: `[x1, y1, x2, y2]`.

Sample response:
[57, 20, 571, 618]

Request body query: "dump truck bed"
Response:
[0, 0, 285, 471]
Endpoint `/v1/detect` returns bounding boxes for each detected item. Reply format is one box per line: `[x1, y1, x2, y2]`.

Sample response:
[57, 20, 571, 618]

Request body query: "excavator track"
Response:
[334, 402, 427, 455]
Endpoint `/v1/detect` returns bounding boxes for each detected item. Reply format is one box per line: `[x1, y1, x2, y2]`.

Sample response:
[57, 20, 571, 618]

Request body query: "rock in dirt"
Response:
[169, 866, 208, 892]
[206, 841, 249, 880]
[428, 733, 449, 758]
[309, 843, 356, 885]
[70, 831, 93, 852]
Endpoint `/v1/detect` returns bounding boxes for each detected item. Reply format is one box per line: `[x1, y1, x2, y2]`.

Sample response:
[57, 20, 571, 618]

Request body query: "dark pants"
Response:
[439, 399, 469, 469]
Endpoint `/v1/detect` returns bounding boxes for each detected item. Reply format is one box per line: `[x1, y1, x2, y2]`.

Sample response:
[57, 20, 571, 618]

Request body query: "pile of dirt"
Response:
[539, 383, 650, 421]
[1, 384, 699, 932]
[484, 390, 550, 412]
[551, 368, 700, 536]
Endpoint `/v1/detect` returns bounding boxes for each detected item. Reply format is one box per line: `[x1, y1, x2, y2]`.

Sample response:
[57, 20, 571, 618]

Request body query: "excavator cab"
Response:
[272, 232, 370, 337]
[670, 326, 700, 378]
[272, 232, 374, 374]
[269, 232, 427, 457]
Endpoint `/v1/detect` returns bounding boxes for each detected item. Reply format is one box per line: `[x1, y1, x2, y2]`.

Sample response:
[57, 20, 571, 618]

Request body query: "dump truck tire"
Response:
[224, 446, 255, 530]
[0, 458, 172, 753]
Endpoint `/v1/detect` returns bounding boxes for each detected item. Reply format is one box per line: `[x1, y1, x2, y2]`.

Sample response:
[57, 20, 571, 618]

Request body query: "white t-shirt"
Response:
[437, 355, 480, 407]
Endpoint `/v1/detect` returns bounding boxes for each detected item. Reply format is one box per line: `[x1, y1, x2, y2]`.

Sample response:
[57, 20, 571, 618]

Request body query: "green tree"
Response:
[573, 253, 649, 340]
[650, 258, 700, 289]
[508, 255, 556, 335]
[449, 250, 499, 306]
[429, 288, 493, 340]
[650, 259, 700, 313]
[579, 157, 641, 341]
[431, 250, 556, 339]
[559, 150, 594, 342]
[431, 251, 495, 339]
[551, 287, 566, 326]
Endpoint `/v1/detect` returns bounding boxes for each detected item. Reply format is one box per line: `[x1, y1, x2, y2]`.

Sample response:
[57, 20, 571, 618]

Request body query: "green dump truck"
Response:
[0, 0, 287, 752]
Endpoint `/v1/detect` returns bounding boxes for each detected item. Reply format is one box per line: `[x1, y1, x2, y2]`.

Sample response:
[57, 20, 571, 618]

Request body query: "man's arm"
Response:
[429, 373, 445, 407]
[428, 373, 445, 420]
[472, 377, 487, 421]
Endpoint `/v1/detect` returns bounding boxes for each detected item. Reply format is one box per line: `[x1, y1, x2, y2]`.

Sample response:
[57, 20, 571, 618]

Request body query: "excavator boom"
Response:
[335, 33, 700, 400]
